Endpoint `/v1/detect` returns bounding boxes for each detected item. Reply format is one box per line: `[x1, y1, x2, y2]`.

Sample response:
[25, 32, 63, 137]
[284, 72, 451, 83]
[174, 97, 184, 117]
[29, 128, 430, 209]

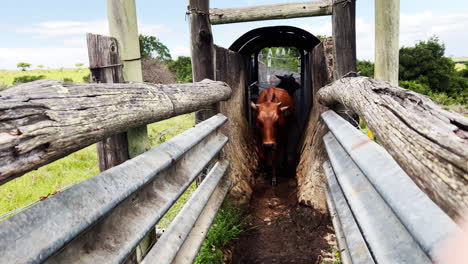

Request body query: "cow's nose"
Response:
[263, 144, 274, 151]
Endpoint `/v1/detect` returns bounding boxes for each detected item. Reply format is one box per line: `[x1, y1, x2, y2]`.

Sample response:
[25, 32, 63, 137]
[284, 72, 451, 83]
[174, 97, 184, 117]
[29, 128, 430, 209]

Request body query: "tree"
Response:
[139, 34, 172, 63]
[17, 62, 31, 71]
[75, 63, 84, 68]
[167, 56, 193, 83]
[357, 60, 374, 77]
[399, 36, 456, 94]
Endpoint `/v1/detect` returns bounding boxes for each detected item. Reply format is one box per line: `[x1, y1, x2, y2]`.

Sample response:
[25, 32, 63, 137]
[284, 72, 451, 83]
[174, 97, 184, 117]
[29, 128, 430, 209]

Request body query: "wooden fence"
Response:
[0, 78, 232, 263]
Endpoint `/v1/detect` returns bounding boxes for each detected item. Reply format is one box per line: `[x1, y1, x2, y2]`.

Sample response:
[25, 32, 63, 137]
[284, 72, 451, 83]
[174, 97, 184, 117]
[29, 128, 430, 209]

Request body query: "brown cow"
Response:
[251, 87, 294, 186]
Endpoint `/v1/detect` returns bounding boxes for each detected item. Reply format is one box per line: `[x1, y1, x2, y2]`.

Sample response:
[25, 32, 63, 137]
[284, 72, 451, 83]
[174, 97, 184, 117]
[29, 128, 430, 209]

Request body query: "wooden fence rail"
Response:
[209, 0, 332, 25]
[317, 76, 468, 219]
[0, 79, 231, 184]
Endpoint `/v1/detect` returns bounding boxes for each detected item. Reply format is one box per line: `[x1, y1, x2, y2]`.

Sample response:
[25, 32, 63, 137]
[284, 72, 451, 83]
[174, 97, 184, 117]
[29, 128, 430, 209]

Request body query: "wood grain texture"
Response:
[189, 0, 217, 122]
[331, 0, 359, 125]
[87, 33, 130, 172]
[296, 39, 334, 212]
[375, 0, 400, 85]
[209, 0, 332, 25]
[0, 79, 231, 184]
[214, 45, 259, 206]
[332, 0, 356, 78]
[318, 76, 468, 219]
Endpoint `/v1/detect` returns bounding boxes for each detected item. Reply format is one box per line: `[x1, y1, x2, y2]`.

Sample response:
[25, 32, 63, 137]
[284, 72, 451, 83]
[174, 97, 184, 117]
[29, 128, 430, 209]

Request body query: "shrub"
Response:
[399, 80, 430, 95]
[13, 75, 46, 85]
[141, 57, 176, 84]
[62, 77, 73, 82]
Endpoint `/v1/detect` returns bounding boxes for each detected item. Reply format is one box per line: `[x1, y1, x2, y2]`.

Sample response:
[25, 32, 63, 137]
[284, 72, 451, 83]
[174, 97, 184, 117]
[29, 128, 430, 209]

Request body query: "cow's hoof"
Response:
[271, 179, 277, 187]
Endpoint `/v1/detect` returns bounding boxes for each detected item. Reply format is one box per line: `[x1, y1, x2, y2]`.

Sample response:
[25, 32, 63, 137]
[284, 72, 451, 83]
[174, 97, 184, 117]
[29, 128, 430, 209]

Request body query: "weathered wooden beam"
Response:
[318, 76, 468, 219]
[375, 0, 400, 84]
[209, 0, 333, 25]
[87, 33, 130, 172]
[296, 38, 334, 212]
[188, 0, 216, 123]
[0, 79, 231, 185]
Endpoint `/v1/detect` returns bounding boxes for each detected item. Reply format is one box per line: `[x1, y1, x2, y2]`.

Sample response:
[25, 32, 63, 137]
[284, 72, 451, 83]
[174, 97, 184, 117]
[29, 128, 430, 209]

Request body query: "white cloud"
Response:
[400, 11, 468, 57]
[0, 47, 88, 69]
[171, 46, 190, 57]
[0, 20, 172, 69]
[1, 10, 467, 69]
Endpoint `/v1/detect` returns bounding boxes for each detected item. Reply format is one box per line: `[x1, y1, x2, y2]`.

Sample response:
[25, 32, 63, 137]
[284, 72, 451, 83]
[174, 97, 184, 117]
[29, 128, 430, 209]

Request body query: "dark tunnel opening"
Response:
[229, 26, 322, 180]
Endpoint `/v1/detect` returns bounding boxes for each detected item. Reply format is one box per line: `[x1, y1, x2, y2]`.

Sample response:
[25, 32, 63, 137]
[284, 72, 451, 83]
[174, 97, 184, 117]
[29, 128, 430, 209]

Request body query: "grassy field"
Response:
[453, 57, 468, 71]
[0, 113, 195, 220]
[0, 68, 90, 86]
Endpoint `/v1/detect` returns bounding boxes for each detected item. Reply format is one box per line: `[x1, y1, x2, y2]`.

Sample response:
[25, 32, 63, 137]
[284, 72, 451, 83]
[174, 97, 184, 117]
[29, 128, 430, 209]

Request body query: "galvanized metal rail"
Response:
[0, 114, 231, 264]
[321, 110, 459, 263]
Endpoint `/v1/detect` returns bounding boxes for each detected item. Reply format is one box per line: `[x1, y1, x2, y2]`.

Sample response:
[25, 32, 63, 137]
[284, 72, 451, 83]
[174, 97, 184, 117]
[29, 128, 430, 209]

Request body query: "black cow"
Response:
[275, 73, 300, 96]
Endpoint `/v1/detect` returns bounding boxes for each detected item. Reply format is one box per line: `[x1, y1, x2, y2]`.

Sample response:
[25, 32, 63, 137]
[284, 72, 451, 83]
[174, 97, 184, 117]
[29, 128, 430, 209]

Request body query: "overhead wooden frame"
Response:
[209, 0, 333, 25]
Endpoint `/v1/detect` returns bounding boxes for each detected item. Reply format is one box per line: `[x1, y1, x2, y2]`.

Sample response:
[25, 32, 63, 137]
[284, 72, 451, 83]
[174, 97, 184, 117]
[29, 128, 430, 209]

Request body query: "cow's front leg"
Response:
[271, 149, 278, 187]
[271, 166, 277, 186]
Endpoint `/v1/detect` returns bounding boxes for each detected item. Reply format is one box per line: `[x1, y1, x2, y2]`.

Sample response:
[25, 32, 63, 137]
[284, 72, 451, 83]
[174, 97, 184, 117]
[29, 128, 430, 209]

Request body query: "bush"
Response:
[399, 80, 430, 95]
[62, 77, 73, 82]
[13, 75, 46, 85]
[167, 56, 193, 83]
[357, 60, 374, 77]
[141, 57, 176, 84]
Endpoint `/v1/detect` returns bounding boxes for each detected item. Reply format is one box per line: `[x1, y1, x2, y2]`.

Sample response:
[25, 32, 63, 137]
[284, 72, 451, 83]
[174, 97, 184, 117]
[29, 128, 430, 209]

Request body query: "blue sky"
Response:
[0, 0, 467, 69]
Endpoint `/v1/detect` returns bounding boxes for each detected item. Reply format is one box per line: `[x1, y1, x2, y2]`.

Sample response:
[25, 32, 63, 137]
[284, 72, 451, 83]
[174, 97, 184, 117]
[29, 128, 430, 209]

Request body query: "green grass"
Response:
[0, 68, 90, 86]
[0, 113, 195, 219]
[452, 57, 467, 71]
[194, 200, 247, 264]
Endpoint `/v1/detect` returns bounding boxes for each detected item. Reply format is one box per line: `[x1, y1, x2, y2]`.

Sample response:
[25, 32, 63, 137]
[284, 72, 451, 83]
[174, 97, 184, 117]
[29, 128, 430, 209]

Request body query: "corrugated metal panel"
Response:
[142, 161, 229, 264]
[323, 161, 373, 264]
[322, 110, 458, 259]
[0, 114, 227, 264]
[324, 132, 430, 264]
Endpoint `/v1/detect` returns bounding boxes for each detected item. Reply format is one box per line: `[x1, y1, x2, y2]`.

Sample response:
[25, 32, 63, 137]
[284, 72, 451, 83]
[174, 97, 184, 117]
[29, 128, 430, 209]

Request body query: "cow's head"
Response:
[276, 73, 300, 96]
[251, 101, 290, 150]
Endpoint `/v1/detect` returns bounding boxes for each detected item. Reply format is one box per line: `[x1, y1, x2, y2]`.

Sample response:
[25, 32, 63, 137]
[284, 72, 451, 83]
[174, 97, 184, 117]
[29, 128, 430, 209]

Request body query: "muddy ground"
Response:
[228, 175, 337, 264]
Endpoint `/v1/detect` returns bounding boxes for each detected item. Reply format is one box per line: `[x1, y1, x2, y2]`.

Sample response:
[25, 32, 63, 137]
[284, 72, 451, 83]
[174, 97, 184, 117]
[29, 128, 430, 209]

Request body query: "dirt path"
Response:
[229, 175, 336, 264]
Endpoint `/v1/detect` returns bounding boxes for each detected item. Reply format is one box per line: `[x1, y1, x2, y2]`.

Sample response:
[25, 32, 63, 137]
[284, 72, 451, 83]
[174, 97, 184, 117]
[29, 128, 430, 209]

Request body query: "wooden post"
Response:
[106, 0, 151, 261]
[374, 0, 400, 85]
[87, 33, 130, 171]
[107, 0, 150, 158]
[188, 0, 216, 123]
[332, 0, 357, 78]
[331, 0, 358, 126]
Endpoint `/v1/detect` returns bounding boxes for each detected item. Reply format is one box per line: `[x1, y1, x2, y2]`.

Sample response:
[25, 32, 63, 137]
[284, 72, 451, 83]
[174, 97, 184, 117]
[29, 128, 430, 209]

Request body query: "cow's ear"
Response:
[280, 106, 290, 112]
[275, 75, 283, 80]
[251, 102, 258, 110]
[289, 73, 294, 78]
